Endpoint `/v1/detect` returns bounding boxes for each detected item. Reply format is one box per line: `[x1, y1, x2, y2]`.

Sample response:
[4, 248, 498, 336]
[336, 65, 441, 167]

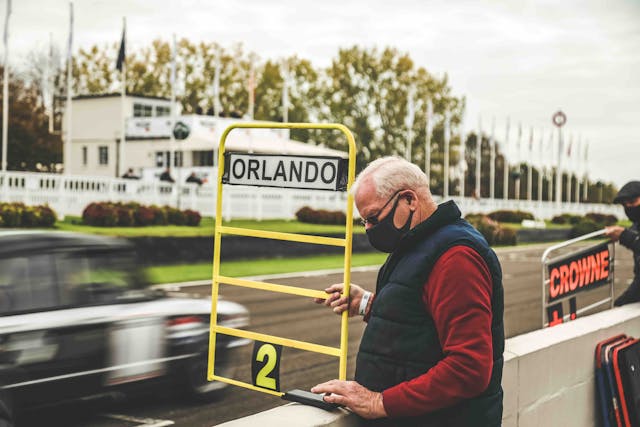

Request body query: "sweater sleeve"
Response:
[620, 228, 640, 253]
[381, 245, 494, 417]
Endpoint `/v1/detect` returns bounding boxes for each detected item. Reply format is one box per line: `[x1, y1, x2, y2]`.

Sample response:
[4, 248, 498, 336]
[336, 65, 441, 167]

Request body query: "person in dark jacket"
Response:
[605, 181, 640, 306]
[159, 168, 175, 183]
[312, 156, 504, 426]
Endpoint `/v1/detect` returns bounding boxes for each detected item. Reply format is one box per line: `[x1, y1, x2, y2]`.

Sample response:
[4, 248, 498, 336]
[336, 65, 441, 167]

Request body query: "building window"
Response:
[155, 151, 183, 167]
[98, 146, 109, 165]
[192, 150, 214, 166]
[133, 103, 153, 117]
[155, 106, 170, 117]
[82, 146, 88, 166]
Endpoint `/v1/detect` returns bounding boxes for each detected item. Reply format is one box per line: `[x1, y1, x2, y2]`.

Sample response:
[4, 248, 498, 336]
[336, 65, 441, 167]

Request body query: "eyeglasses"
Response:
[360, 189, 404, 226]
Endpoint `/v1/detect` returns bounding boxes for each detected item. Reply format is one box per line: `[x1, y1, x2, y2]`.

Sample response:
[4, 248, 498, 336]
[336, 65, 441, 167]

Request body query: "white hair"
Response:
[351, 156, 430, 199]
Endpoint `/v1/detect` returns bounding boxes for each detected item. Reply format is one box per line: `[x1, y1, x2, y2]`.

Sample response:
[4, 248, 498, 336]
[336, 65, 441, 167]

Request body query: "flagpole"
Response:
[574, 136, 581, 204]
[503, 117, 510, 200]
[537, 128, 543, 204]
[48, 32, 54, 134]
[566, 134, 572, 204]
[64, 2, 73, 175]
[514, 123, 522, 200]
[489, 117, 495, 200]
[212, 53, 221, 117]
[527, 127, 533, 201]
[443, 111, 450, 198]
[424, 98, 433, 183]
[248, 55, 255, 120]
[169, 33, 176, 177]
[475, 116, 482, 198]
[583, 142, 589, 201]
[556, 126, 563, 207]
[117, 17, 126, 178]
[404, 85, 415, 162]
[281, 60, 288, 141]
[459, 111, 465, 199]
[1, 0, 11, 173]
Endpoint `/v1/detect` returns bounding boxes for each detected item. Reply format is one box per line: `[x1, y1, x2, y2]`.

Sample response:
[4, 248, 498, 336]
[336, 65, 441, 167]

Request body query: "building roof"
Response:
[71, 93, 171, 102]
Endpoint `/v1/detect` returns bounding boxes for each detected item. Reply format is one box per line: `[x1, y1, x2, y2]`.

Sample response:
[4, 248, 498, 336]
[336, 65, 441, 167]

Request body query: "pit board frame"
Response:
[207, 122, 356, 397]
[541, 229, 615, 328]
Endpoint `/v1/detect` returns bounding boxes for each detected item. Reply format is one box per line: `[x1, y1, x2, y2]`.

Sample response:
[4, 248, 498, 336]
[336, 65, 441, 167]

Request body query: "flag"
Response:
[3, 0, 11, 48]
[567, 136, 572, 157]
[116, 24, 125, 71]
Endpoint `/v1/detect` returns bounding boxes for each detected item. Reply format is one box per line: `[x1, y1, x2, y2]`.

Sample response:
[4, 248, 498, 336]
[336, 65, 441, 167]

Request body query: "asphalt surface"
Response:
[17, 242, 635, 427]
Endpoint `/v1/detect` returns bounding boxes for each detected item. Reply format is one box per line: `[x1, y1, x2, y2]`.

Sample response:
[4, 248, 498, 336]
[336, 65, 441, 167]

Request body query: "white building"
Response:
[64, 94, 345, 182]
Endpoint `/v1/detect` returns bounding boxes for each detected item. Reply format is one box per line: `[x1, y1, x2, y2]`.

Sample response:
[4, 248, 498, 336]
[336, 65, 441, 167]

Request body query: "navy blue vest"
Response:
[355, 201, 504, 427]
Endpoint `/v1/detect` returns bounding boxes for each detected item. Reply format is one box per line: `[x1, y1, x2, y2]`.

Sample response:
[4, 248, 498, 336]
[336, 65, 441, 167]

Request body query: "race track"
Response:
[18, 243, 635, 427]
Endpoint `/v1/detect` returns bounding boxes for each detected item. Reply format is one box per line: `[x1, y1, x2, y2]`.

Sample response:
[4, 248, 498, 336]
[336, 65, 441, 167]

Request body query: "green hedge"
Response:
[465, 214, 517, 246]
[0, 202, 56, 228]
[82, 202, 201, 227]
[487, 210, 534, 223]
[295, 206, 348, 225]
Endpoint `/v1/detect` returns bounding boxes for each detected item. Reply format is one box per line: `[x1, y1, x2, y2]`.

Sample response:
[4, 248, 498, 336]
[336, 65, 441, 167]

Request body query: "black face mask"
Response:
[625, 205, 640, 223]
[366, 197, 414, 253]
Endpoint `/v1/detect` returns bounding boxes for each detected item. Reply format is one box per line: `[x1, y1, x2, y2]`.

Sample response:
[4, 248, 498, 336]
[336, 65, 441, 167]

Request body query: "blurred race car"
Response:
[0, 231, 249, 424]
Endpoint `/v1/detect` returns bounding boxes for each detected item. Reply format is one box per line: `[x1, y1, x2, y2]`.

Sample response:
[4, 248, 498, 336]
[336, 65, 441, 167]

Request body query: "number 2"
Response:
[251, 341, 282, 391]
[255, 344, 277, 389]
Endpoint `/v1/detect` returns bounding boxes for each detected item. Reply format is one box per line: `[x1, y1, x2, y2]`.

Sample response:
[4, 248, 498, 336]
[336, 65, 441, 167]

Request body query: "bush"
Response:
[82, 202, 118, 227]
[0, 203, 22, 227]
[134, 206, 156, 226]
[585, 213, 617, 226]
[570, 219, 601, 238]
[550, 213, 582, 225]
[165, 207, 186, 226]
[184, 209, 202, 226]
[487, 210, 534, 224]
[81, 202, 201, 227]
[150, 205, 168, 226]
[0, 203, 57, 228]
[295, 206, 347, 225]
[37, 206, 57, 227]
[21, 206, 39, 227]
[466, 214, 517, 246]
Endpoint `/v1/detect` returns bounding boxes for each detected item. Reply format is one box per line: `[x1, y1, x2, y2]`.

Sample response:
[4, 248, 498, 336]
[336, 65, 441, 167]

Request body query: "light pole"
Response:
[552, 111, 567, 207]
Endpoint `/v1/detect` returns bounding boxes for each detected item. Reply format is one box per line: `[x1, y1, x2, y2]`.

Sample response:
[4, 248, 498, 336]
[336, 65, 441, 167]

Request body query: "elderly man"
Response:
[605, 181, 640, 306]
[313, 157, 504, 426]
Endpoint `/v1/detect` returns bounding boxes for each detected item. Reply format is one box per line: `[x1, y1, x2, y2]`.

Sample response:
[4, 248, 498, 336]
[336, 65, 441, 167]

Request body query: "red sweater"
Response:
[376, 245, 494, 418]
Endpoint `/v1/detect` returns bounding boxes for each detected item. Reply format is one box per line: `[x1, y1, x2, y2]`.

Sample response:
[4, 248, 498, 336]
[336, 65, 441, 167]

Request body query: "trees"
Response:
[0, 66, 62, 171]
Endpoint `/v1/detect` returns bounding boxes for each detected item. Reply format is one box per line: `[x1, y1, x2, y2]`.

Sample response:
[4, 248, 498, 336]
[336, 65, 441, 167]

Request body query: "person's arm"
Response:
[620, 228, 640, 252]
[381, 245, 494, 417]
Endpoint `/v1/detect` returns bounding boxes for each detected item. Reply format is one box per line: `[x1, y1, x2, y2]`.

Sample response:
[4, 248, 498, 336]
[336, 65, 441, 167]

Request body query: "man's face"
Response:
[622, 196, 640, 208]
[355, 179, 411, 231]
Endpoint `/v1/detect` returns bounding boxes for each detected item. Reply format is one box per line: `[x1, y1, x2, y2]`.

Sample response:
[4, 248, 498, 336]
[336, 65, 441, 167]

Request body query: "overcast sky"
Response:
[7, 0, 640, 186]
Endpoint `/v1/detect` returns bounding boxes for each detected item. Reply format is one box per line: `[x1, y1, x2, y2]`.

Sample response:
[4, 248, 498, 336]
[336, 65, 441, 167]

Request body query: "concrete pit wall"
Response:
[218, 303, 640, 427]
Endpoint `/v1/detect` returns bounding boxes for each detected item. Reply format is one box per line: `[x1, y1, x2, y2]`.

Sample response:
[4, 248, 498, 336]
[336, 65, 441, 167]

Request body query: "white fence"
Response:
[0, 171, 623, 220]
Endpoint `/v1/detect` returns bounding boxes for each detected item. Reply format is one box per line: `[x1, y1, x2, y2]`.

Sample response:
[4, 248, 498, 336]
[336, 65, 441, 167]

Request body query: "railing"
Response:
[0, 170, 623, 220]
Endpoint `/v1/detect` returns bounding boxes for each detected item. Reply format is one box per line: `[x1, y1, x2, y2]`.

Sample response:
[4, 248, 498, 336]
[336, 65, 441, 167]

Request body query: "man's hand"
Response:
[605, 226, 625, 242]
[314, 283, 367, 317]
[311, 380, 387, 419]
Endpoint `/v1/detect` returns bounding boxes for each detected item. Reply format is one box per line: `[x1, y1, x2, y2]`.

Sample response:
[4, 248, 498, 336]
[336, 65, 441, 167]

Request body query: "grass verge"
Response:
[56, 217, 363, 237]
[145, 252, 388, 284]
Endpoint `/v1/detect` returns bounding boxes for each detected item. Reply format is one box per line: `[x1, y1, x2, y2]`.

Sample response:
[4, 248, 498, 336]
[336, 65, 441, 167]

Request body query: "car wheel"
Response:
[183, 353, 235, 402]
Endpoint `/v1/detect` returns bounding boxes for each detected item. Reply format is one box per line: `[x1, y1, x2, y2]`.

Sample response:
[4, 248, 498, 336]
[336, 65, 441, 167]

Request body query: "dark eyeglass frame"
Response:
[360, 189, 405, 226]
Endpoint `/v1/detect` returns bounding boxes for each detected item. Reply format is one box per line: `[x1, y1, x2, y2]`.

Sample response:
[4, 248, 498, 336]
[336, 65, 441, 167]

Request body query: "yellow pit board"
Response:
[207, 122, 356, 397]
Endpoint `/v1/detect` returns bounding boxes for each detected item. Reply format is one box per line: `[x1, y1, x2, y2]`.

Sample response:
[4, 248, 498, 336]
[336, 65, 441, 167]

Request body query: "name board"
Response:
[222, 153, 348, 191]
[547, 242, 611, 302]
